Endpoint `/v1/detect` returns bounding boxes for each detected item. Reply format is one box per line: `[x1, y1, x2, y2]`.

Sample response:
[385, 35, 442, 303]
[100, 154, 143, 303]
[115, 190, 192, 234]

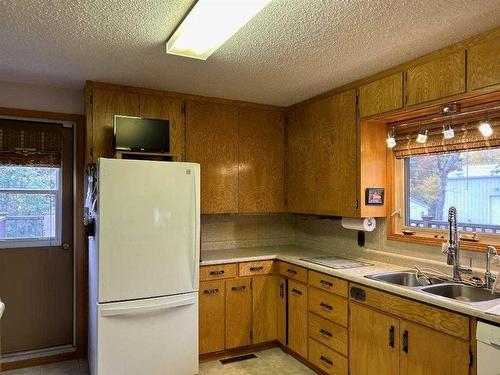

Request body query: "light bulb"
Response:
[443, 124, 455, 139]
[478, 121, 493, 137]
[386, 134, 396, 148]
[416, 130, 428, 144]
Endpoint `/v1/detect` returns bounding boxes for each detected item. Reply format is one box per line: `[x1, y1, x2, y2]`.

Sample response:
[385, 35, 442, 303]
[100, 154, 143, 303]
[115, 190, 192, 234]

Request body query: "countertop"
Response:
[200, 245, 500, 325]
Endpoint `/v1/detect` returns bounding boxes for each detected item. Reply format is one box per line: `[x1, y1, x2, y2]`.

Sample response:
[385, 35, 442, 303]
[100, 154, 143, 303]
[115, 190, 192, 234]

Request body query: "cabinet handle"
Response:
[402, 330, 409, 353]
[210, 270, 224, 276]
[320, 328, 333, 338]
[320, 280, 333, 287]
[320, 302, 333, 311]
[203, 288, 219, 294]
[231, 285, 246, 292]
[250, 266, 264, 272]
[287, 268, 297, 275]
[389, 325, 395, 348]
[291, 288, 303, 296]
[320, 355, 333, 366]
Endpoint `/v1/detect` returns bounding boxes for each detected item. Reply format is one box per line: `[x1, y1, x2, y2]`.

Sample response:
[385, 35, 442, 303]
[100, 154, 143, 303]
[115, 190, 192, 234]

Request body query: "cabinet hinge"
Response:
[469, 350, 474, 367]
[250, 330, 253, 341]
[355, 90, 359, 105]
[90, 147, 94, 157]
[89, 93, 93, 105]
[250, 279, 253, 290]
[355, 199, 359, 209]
[181, 102, 186, 115]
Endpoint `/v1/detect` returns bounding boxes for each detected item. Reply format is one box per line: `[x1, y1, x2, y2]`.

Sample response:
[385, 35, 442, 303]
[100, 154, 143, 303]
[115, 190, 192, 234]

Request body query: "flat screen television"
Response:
[114, 115, 170, 152]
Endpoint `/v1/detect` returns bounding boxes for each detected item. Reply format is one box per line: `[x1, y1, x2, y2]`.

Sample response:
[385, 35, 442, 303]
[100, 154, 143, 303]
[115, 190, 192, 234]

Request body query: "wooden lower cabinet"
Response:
[308, 338, 348, 375]
[199, 280, 225, 354]
[399, 320, 469, 375]
[288, 279, 308, 358]
[252, 275, 278, 343]
[349, 302, 400, 375]
[225, 278, 252, 349]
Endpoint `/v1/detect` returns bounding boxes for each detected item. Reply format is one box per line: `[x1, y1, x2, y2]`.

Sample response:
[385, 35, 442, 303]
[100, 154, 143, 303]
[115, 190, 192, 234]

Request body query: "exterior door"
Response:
[349, 302, 400, 375]
[0, 119, 74, 354]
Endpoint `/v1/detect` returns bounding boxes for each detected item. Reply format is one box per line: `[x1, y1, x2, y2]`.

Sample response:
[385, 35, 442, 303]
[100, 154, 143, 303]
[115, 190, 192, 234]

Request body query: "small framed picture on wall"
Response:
[365, 188, 384, 205]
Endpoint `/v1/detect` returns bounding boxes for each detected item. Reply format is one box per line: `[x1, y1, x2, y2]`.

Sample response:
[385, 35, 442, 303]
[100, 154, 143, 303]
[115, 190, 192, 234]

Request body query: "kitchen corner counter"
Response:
[200, 245, 500, 325]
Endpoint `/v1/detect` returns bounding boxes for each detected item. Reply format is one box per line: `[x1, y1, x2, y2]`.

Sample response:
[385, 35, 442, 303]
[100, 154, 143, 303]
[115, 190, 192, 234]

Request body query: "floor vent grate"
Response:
[220, 353, 257, 365]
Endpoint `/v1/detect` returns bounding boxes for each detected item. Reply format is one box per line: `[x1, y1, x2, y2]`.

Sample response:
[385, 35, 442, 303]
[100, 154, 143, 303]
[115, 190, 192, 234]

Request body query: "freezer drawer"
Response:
[94, 293, 199, 375]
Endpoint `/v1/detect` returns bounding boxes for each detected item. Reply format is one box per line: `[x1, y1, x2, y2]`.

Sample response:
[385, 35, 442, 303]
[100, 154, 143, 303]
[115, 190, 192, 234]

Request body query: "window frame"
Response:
[0, 168, 62, 249]
[388, 152, 500, 252]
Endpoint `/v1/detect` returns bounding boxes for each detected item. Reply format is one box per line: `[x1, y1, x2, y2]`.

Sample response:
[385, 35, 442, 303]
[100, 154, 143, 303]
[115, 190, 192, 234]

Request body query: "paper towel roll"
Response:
[341, 217, 376, 232]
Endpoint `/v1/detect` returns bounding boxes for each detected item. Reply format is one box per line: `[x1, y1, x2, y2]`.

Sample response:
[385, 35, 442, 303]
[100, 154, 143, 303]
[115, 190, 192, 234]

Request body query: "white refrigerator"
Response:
[88, 158, 200, 375]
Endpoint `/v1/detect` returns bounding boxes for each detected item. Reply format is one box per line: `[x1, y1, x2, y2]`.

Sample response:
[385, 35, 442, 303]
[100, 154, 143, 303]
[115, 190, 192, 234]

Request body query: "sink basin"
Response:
[421, 283, 500, 303]
[365, 271, 446, 287]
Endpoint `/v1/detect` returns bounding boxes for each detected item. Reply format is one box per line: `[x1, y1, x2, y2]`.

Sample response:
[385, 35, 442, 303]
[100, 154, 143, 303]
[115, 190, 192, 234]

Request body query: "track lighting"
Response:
[416, 129, 428, 144]
[479, 121, 493, 137]
[443, 124, 455, 139]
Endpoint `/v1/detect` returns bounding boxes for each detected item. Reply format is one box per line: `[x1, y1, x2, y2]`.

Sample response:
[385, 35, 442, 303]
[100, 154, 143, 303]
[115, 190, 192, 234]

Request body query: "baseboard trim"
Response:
[1, 346, 78, 371]
[199, 341, 278, 362]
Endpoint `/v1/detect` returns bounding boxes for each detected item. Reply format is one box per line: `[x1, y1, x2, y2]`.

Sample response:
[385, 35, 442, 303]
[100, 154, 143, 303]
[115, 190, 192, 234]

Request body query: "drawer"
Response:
[309, 287, 348, 327]
[308, 338, 348, 375]
[200, 264, 237, 281]
[239, 260, 274, 276]
[278, 261, 307, 283]
[309, 271, 348, 297]
[308, 313, 348, 356]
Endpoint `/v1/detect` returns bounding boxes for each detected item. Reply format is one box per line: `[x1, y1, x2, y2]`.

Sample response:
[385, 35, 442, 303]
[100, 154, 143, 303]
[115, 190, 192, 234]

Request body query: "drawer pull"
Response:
[291, 288, 303, 296]
[203, 288, 219, 294]
[320, 280, 333, 287]
[210, 270, 225, 276]
[320, 328, 333, 338]
[350, 286, 366, 302]
[320, 355, 333, 366]
[287, 268, 297, 275]
[250, 266, 264, 272]
[320, 302, 333, 311]
[231, 285, 246, 292]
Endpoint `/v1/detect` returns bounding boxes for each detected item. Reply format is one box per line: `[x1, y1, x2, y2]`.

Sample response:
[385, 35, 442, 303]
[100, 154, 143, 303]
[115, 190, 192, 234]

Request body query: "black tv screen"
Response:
[114, 115, 170, 152]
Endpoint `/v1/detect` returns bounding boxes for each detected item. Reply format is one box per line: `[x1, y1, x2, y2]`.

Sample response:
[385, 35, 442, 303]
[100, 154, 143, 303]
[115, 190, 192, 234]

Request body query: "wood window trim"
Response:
[386, 152, 499, 253]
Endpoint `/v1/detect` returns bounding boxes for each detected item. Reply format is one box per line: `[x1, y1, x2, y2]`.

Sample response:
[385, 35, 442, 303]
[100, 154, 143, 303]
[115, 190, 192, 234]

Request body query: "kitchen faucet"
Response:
[442, 207, 472, 282]
[485, 246, 498, 289]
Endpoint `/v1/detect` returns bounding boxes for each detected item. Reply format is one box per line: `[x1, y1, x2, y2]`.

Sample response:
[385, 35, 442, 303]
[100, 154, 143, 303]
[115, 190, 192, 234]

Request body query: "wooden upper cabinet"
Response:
[315, 89, 358, 217]
[405, 50, 465, 106]
[359, 73, 403, 118]
[92, 88, 140, 161]
[139, 95, 185, 160]
[286, 103, 317, 213]
[238, 108, 284, 213]
[468, 29, 500, 91]
[349, 303, 400, 375]
[399, 320, 469, 375]
[186, 101, 239, 214]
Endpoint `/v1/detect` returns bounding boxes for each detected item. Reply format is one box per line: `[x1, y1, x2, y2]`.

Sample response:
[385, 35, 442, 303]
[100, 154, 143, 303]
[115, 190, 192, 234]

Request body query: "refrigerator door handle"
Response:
[100, 296, 196, 317]
[192, 171, 199, 289]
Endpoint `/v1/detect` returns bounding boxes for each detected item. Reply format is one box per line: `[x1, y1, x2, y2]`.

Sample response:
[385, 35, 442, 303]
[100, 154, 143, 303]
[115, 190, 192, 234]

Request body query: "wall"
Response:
[0, 80, 84, 115]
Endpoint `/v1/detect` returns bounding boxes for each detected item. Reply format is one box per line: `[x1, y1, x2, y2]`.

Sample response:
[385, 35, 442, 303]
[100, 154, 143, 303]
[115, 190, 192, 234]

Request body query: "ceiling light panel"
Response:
[166, 0, 271, 60]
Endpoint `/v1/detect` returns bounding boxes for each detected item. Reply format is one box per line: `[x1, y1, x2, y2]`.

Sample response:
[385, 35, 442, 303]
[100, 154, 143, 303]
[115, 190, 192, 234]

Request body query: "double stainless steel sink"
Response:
[365, 270, 500, 304]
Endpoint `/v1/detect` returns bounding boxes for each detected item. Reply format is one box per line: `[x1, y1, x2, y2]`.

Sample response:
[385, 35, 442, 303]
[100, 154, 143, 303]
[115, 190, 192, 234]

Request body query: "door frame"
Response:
[0, 107, 85, 371]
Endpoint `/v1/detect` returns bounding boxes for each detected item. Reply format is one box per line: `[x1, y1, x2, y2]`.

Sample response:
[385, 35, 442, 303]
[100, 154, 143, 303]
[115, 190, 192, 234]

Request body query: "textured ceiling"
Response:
[1, 0, 500, 106]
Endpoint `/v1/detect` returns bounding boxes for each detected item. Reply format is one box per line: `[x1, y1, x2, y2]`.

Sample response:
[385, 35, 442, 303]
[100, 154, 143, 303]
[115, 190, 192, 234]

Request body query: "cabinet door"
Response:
[225, 278, 252, 349]
[252, 275, 278, 343]
[349, 303, 400, 375]
[92, 88, 140, 161]
[406, 50, 465, 106]
[276, 277, 287, 345]
[199, 280, 225, 354]
[468, 30, 500, 91]
[186, 101, 239, 214]
[288, 280, 308, 358]
[359, 73, 403, 118]
[400, 320, 469, 375]
[286, 103, 316, 213]
[238, 108, 284, 213]
[315, 90, 358, 217]
[139, 95, 185, 160]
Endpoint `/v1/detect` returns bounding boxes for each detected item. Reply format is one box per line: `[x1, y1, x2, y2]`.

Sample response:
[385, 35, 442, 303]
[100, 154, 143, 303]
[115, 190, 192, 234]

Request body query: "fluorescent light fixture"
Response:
[478, 121, 493, 137]
[386, 134, 396, 148]
[416, 129, 428, 144]
[443, 124, 455, 139]
[166, 0, 272, 60]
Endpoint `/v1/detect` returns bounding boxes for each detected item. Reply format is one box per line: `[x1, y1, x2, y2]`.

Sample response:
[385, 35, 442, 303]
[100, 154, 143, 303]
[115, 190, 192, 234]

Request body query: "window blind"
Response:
[0, 119, 62, 166]
[390, 112, 500, 159]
